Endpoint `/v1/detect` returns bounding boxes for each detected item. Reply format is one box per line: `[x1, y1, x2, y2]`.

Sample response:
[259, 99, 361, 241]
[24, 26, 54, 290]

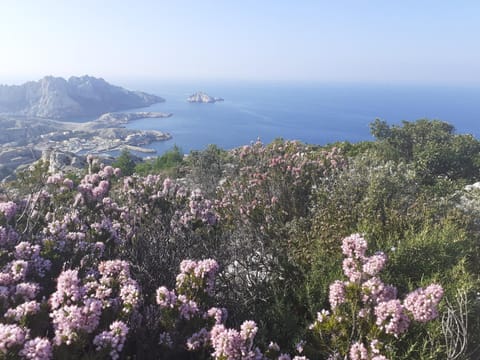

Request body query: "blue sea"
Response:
[119, 81, 480, 155]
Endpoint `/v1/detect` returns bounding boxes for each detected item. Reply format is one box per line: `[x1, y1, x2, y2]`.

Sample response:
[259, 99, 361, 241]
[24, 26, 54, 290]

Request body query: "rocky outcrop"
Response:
[187, 91, 224, 103]
[41, 149, 87, 174]
[0, 113, 172, 181]
[0, 76, 165, 119]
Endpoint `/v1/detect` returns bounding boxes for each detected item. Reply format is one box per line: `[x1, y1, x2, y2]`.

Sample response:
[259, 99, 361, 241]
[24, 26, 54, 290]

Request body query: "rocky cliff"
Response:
[0, 76, 164, 119]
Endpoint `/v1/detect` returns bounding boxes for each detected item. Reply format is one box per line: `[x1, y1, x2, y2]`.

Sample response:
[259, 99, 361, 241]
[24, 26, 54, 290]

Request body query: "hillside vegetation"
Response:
[0, 119, 479, 359]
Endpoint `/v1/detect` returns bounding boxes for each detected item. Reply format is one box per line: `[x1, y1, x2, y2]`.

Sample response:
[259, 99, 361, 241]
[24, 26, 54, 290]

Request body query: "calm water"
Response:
[120, 81, 480, 155]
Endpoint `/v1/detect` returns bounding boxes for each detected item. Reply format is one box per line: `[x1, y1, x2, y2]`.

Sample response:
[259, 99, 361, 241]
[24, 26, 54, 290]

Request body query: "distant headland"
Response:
[187, 91, 224, 103]
[0, 75, 165, 119]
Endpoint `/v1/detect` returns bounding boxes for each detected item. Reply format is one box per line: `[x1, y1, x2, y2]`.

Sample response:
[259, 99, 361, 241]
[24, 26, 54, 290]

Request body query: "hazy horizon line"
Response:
[2, 74, 480, 90]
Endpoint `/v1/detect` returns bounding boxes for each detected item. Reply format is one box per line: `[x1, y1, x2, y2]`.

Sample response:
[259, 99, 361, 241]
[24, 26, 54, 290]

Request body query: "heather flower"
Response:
[342, 258, 361, 282]
[374, 299, 410, 336]
[341, 234, 367, 259]
[349, 342, 368, 360]
[177, 259, 219, 296]
[186, 328, 209, 351]
[119, 280, 140, 313]
[404, 284, 443, 323]
[156, 286, 177, 308]
[98, 260, 131, 279]
[15, 282, 39, 301]
[50, 305, 84, 345]
[81, 298, 103, 332]
[14, 242, 41, 260]
[93, 321, 129, 360]
[0, 273, 12, 286]
[0, 201, 17, 221]
[210, 324, 244, 359]
[5, 301, 40, 322]
[0, 323, 27, 354]
[178, 295, 199, 320]
[425, 284, 444, 303]
[278, 354, 291, 360]
[361, 277, 385, 303]
[20, 337, 52, 360]
[362, 253, 387, 276]
[240, 320, 258, 341]
[329, 281, 346, 309]
[10, 260, 29, 282]
[206, 307, 228, 324]
[50, 269, 83, 309]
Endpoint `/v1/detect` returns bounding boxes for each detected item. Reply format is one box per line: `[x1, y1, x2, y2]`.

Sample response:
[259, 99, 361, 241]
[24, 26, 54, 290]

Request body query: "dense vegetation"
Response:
[0, 119, 479, 359]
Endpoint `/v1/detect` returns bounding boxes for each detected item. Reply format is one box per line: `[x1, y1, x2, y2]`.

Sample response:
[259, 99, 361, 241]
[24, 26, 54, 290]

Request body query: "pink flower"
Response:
[50, 269, 83, 309]
[206, 307, 228, 324]
[93, 321, 129, 360]
[362, 277, 385, 303]
[0, 323, 27, 354]
[186, 328, 209, 351]
[342, 258, 361, 282]
[5, 301, 40, 322]
[341, 234, 367, 259]
[329, 281, 346, 309]
[349, 342, 368, 360]
[20, 337, 52, 360]
[362, 253, 387, 276]
[156, 286, 177, 308]
[404, 284, 443, 323]
[178, 295, 199, 320]
[0, 201, 17, 220]
[375, 299, 410, 336]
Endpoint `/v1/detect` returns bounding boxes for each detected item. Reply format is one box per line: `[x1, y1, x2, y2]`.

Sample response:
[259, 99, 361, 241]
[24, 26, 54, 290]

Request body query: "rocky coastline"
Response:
[0, 112, 172, 181]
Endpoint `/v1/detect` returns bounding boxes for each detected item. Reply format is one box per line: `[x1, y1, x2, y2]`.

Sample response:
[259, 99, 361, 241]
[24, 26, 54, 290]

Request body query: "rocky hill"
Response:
[0, 75, 164, 119]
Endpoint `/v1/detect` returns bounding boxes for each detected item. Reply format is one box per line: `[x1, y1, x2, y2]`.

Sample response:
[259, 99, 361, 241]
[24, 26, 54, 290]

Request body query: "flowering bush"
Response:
[307, 234, 443, 360]
[0, 134, 478, 359]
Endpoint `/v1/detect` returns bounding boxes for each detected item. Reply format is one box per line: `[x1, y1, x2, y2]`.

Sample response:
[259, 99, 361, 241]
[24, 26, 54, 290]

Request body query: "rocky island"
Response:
[0, 75, 165, 119]
[187, 91, 224, 103]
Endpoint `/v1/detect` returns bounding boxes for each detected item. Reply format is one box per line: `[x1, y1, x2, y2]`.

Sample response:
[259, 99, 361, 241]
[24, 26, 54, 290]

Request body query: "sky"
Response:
[1, 0, 480, 85]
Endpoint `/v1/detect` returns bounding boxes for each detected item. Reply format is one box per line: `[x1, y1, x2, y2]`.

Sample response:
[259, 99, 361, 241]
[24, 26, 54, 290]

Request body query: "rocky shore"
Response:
[0, 112, 172, 181]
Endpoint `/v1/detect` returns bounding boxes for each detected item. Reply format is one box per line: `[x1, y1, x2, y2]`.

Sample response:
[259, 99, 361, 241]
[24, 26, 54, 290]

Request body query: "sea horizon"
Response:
[113, 81, 480, 156]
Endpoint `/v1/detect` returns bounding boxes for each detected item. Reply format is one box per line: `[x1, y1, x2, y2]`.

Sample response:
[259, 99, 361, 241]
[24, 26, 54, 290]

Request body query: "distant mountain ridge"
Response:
[0, 75, 164, 119]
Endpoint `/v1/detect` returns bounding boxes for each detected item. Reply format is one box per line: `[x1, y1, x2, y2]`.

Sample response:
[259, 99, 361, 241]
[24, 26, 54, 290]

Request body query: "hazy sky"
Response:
[1, 0, 480, 84]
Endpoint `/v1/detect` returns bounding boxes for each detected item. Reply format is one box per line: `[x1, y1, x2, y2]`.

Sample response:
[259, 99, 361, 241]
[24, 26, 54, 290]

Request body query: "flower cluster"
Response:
[403, 284, 444, 323]
[176, 259, 219, 297]
[0, 201, 17, 221]
[210, 321, 261, 360]
[309, 234, 444, 359]
[93, 320, 129, 360]
[49, 261, 138, 349]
